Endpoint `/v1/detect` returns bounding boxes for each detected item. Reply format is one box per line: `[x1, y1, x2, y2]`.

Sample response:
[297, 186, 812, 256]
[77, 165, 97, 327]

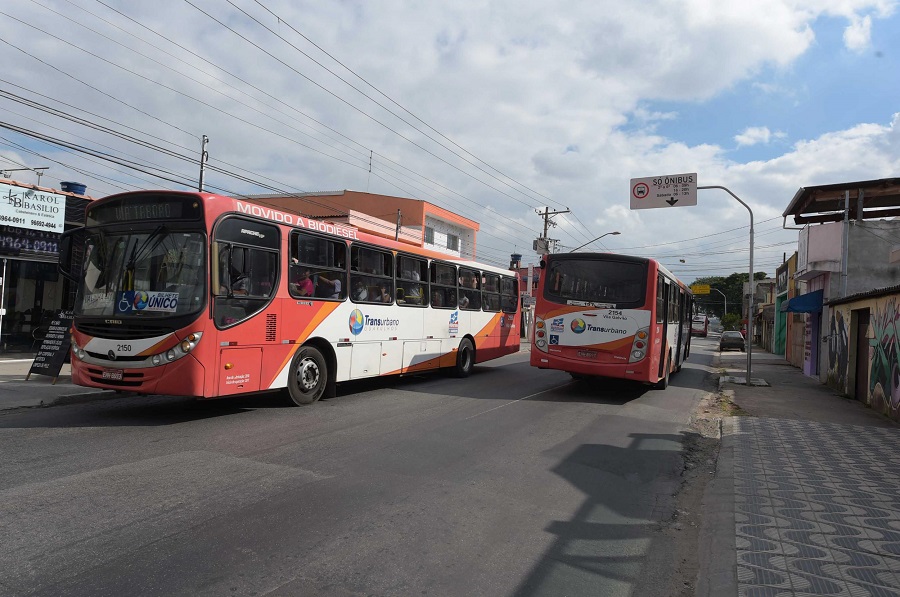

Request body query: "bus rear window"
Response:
[544, 257, 646, 307]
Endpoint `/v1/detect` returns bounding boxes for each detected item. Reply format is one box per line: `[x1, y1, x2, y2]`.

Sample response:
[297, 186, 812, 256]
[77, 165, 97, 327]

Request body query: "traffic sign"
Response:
[630, 173, 698, 209]
[691, 284, 711, 294]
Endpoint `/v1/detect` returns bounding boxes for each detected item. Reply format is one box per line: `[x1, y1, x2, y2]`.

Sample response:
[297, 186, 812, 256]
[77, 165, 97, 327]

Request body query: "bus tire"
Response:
[655, 354, 670, 390]
[454, 338, 475, 378]
[287, 345, 327, 405]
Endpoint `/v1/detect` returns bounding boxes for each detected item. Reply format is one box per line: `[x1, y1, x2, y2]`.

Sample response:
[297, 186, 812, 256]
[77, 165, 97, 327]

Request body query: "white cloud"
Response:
[734, 127, 788, 147]
[1, 0, 898, 276]
[844, 14, 873, 50]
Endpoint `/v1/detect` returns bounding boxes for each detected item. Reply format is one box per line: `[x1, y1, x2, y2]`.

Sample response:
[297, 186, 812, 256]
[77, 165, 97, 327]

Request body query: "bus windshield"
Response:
[544, 257, 647, 307]
[75, 229, 207, 317]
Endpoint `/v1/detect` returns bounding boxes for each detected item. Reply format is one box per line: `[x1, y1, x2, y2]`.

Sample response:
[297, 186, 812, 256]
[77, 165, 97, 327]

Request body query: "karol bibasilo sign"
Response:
[0, 182, 66, 233]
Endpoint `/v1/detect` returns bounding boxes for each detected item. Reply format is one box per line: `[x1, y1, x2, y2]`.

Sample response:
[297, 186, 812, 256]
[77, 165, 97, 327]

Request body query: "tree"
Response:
[691, 271, 768, 319]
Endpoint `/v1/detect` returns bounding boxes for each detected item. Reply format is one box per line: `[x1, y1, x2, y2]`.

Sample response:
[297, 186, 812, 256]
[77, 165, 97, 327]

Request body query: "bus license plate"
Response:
[577, 350, 597, 358]
[102, 369, 123, 381]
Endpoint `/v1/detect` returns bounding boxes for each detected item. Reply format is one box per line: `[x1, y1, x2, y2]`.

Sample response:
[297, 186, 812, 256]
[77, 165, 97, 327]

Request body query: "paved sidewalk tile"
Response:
[734, 417, 900, 597]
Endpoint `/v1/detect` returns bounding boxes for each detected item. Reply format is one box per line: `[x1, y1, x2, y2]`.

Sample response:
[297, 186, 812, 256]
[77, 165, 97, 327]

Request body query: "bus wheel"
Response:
[287, 346, 327, 405]
[655, 355, 670, 390]
[454, 338, 475, 378]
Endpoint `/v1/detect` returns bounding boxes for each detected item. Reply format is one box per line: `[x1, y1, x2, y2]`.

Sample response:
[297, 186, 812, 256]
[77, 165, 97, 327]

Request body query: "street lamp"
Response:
[712, 287, 727, 317]
[569, 231, 621, 252]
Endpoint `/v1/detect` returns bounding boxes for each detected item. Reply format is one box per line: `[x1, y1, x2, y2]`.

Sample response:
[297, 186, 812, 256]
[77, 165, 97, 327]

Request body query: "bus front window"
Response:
[75, 230, 206, 317]
[545, 258, 646, 308]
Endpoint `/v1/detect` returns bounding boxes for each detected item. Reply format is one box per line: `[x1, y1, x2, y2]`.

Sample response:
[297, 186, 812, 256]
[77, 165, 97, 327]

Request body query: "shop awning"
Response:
[780, 289, 824, 313]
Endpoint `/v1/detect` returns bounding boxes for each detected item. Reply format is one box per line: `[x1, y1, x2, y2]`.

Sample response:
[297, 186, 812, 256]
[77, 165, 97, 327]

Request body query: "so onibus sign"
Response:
[630, 173, 697, 210]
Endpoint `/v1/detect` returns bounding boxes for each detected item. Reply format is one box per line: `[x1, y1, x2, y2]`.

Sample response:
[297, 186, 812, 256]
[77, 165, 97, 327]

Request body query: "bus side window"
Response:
[291, 231, 347, 300]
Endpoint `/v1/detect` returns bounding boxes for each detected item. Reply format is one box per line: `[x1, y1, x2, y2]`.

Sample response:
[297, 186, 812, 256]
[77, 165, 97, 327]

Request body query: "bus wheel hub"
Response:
[299, 359, 320, 390]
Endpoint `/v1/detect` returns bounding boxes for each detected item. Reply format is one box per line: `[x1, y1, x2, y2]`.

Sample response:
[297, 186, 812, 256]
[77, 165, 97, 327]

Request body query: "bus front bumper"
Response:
[71, 354, 207, 397]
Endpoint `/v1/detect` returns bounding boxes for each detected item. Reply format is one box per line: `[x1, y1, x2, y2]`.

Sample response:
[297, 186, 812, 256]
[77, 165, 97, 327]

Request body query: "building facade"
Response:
[781, 178, 900, 384]
[0, 179, 91, 350]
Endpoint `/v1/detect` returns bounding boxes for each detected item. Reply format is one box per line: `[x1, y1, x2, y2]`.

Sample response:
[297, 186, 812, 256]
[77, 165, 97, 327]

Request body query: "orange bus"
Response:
[530, 252, 692, 388]
[58, 190, 521, 404]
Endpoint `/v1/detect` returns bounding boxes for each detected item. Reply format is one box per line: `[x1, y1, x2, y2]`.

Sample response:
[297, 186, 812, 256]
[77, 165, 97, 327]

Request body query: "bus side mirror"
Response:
[57, 228, 79, 281]
[539, 259, 546, 269]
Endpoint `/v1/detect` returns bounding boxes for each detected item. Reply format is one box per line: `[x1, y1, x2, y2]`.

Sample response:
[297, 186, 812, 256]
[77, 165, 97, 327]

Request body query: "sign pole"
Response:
[0, 257, 6, 351]
[699, 185, 754, 386]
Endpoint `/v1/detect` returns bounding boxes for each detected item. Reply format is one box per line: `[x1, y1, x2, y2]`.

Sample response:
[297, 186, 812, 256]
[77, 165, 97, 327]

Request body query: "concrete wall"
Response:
[424, 216, 474, 259]
[846, 221, 900, 294]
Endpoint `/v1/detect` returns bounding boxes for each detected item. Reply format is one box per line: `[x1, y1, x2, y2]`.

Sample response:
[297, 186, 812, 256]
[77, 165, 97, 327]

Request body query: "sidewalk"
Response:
[702, 345, 900, 597]
[0, 352, 115, 410]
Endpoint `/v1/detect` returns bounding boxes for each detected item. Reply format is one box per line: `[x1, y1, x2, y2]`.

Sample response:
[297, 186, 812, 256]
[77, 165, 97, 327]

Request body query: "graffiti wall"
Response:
[826, 309, 848, 391]
[827, 294, 900, 421]
[870, 297, 900, 417]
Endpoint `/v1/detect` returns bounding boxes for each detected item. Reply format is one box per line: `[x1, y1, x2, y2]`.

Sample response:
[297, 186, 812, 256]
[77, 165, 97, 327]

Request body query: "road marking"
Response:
[465, 381, 576, 420]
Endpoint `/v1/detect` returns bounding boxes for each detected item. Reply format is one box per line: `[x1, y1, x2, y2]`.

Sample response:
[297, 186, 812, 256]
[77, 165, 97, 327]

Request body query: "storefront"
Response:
[0, 179, 91, 351]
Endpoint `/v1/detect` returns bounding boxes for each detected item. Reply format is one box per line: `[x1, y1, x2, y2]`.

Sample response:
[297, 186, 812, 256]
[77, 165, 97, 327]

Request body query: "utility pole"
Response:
[395, 209, 401, 241]
[535, 206, 569, 254]
[198, 135, 209, 192]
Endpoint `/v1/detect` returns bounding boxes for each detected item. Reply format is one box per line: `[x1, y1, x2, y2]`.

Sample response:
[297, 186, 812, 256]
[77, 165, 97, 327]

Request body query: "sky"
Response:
[1, 0, 898, 282]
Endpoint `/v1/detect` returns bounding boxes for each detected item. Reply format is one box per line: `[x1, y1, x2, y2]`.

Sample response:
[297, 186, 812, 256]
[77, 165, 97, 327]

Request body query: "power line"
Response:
[247, 0, 560, 210]
[182, 0, 550, 212]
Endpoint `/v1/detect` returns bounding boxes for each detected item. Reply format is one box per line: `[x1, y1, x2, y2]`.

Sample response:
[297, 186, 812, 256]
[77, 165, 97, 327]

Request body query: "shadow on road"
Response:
[511, 431, 695, 597]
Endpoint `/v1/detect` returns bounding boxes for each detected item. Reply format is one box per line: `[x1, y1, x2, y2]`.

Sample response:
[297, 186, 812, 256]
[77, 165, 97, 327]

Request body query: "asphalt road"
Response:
[0, 340, 719, 597]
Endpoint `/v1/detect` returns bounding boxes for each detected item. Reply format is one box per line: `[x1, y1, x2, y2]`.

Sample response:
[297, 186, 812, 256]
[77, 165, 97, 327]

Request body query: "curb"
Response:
[695, 416, 738, 596]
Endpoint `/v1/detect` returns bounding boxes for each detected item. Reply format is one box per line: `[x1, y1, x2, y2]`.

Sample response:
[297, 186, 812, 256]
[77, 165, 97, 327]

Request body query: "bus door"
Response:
[674, 288, 685, 366]
[657, 275, 670, 378]
[211, 217, 280, 395]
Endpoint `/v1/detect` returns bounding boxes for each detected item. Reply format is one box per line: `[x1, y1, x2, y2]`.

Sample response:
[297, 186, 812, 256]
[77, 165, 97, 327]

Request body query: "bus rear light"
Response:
[535, 320, 545, 329]
[635, 341, 645, 349]
[637, 331, 648, 340]
[536, 330, 545, 338]
[632, 350, 644, 360]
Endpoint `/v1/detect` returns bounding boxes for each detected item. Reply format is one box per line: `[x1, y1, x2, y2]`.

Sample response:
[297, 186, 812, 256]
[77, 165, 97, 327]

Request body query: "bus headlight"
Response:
[149, 332, 202, 366]
[70, 337, 85, 360]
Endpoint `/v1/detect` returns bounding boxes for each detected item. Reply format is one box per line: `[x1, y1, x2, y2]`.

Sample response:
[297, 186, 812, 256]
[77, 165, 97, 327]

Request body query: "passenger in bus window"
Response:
[353, 279, 368, 301]
[376, 284, 392, 303]
[402, 268, 423, 304]
[431, 290, 443, 307]
[316, 274, 342, 299]
[290, 265, 314, 296]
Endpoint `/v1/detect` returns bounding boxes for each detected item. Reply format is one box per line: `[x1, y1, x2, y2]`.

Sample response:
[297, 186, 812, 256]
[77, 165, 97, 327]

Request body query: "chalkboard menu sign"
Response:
[27, 311, 73, 383]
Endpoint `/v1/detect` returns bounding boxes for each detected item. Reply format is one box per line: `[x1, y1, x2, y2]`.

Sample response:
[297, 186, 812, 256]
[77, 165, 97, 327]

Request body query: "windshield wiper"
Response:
[122, 226, 167, 289]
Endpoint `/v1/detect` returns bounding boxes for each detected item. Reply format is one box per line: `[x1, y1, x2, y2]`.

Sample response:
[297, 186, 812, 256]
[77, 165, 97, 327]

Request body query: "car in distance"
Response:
[719, 331, 745, 352]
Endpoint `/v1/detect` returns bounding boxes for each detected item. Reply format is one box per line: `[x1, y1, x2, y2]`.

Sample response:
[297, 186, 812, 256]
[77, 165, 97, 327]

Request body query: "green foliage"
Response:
[722, 313, 742, 331]
[691, 271, 768, 319]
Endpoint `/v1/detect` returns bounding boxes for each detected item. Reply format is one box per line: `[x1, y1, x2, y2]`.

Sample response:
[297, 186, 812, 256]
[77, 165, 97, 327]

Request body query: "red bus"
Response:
[58, 190, 521, 404]
[530, 253, 692, 388]
[691, 314, 709, 337]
